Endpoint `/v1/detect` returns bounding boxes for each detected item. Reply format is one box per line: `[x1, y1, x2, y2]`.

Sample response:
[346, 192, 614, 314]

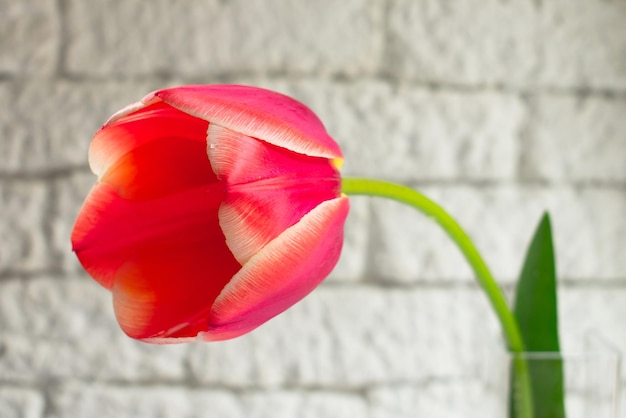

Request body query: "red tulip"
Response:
[71, 85, 348, 343]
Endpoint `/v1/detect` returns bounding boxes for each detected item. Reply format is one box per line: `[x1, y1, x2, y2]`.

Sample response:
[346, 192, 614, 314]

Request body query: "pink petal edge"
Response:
[207, 123, 342, 264]
[103, 96, 160, 126]
[198, 196, 349, 342]
[89, 100, 206, 179]
[152, 85, 343, 160]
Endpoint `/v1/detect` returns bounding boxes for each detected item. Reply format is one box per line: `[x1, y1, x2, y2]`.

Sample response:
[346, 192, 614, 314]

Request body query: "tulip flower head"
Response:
[71, 85, 348, 343]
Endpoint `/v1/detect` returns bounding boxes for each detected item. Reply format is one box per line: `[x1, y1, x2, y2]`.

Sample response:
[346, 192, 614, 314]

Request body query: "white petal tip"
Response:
[103, 94, 161, 126]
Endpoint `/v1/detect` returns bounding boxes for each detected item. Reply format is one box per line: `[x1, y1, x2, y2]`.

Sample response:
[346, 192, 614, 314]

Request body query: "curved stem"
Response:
[342, 177, 533, 418]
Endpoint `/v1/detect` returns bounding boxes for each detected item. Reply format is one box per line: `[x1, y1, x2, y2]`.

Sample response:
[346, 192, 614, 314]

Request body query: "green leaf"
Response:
[509, 212, 566, 418]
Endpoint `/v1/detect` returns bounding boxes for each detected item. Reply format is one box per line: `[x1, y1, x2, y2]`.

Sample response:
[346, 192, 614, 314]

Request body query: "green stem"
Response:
[342, 177, 534, 418]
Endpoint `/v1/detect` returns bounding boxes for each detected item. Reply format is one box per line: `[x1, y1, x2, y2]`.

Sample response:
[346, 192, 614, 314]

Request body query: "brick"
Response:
[363, 287, 626, 418]
[0, 388, 44, 418]
[64, 0, 383, 77]
[0, 78, 524, 180]
[369, 381, 505, 418]
[1, 282, 622, 406]
[0, 0, 59, 75]
[326, 197, 370, 282]
[50, 171, 96, 274]
[1, 173, 98, 275]
[0, 277, 189, 382]
[538, 0, 626, 90]
[370, 185, 626, 283]
[386, 0, 537, 86]
[386, 0, 626, 89]
[0, 80, 164, 175]
[52, 386, 242, 418]
[242, 392, 368, 418]
[257, 80, 523, 181]
[0, 181, 50, 273]
[521, 95, 626, 182]
[369, 194, 471, 283]
[369, 378, 618, 418]
[559, 287, 626, 380]
[188, 286, 501, 387]
[52, 385, 368, 418]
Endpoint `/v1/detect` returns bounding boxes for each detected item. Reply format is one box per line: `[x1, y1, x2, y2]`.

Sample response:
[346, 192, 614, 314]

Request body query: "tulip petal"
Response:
[71, 182, 232, 291]
[73, 99, 243, 341]
[73, 85, 350, 344]
[73, 100, 226, 289]
[207, 124, 342, 264]
[90, 101, 208, 182]
[112, 231, 240, 340]
[74, 180, 242, 340]
[149, 84, 343, 159]
[201, 196, 349, 341]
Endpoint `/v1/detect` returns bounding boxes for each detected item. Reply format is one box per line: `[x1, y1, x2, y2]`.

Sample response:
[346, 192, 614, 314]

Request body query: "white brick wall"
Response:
[1, 1, 624, 417]
[52, 385, 368, 418]
[0, 0, 59, 75]
[64, 0, 384, 77]
[385, 0, 626, 89]
[0, 388, 44, 418]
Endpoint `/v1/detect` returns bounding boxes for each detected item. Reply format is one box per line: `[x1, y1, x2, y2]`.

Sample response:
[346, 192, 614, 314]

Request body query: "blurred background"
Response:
[1, 0, 625, 417]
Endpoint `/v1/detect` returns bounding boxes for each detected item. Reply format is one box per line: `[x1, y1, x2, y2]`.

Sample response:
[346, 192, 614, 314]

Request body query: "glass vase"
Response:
[503, 332, 621, 418]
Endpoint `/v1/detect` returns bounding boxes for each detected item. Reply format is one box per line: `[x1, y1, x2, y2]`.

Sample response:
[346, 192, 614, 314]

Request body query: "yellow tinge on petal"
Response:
[330, 158, 344, 170]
